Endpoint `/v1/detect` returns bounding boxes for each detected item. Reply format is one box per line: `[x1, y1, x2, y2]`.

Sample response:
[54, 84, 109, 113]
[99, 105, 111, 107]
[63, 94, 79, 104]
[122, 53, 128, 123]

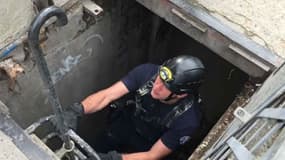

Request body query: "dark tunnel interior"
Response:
[76, 1, 249, 159]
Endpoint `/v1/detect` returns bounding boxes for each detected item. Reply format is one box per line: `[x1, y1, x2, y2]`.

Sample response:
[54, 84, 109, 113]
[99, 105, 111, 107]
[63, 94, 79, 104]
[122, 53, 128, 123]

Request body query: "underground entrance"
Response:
[0, 1, 272, 159]
[73, 2, 250, 159]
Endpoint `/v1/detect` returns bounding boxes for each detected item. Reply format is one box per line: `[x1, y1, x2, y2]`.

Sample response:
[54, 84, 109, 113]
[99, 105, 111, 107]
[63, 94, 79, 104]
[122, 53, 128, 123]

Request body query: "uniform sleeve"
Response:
[160, 126, 198, 150]
[121, 63, 158, 92]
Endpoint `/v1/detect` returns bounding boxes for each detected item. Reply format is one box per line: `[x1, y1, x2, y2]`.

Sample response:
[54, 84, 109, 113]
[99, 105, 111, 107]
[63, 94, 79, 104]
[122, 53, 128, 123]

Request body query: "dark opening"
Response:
[77, 1, 249, 159]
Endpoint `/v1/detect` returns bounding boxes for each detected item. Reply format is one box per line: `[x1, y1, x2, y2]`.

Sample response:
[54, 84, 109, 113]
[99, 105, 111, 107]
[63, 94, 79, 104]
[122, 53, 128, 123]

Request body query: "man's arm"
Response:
[122, 139, 172, 160]
[81, 81, 129, 114]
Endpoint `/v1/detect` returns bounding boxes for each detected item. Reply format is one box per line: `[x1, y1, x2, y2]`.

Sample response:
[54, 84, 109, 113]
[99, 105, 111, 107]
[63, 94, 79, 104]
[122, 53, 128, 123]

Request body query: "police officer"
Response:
[65, 55, 206, 160]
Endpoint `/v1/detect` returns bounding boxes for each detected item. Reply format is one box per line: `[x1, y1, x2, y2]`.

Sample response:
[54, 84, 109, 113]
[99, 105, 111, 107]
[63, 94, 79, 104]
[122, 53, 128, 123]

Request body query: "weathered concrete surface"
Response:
[190, 0, 285, 58]
[0, 0, 155, 128]
[0, 130, 29, 160]
[0, 100, 28, 160]
[0, 100, 58, 160]
[136, 0, 282, 79]
[0, 0, 34, 48]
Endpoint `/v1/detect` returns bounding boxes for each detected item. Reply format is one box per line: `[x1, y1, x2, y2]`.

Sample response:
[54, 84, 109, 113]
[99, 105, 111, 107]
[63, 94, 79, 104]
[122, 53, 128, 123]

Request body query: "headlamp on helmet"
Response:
[159, 55, 206, 94]
[159, 66, 173, 82]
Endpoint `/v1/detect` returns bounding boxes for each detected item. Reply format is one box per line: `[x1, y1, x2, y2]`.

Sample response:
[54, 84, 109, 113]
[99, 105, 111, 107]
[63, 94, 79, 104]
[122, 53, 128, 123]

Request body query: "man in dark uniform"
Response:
[65, 55, 206, 160]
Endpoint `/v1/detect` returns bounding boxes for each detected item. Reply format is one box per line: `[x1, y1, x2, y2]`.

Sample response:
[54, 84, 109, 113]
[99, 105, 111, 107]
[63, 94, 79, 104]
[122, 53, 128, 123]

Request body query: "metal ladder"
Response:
[203, 85, 285, 160]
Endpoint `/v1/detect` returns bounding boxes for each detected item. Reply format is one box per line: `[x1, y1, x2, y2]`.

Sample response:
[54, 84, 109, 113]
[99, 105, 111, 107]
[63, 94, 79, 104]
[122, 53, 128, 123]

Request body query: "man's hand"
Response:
[62, 102, 84, 130]
[85, 151, 122, 160]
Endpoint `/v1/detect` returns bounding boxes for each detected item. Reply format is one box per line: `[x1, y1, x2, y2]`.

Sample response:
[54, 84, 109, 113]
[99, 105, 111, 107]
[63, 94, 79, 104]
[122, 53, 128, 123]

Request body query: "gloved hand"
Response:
[86, 151, 122, 160]
[51, 103, 84, 130]
[61, 102, 85, 130]
[108, 101, 125, 122]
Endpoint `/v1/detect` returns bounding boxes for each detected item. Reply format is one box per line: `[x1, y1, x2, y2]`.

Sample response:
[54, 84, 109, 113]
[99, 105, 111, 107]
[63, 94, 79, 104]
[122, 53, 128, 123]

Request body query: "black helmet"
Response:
[159, 55, 206, 94]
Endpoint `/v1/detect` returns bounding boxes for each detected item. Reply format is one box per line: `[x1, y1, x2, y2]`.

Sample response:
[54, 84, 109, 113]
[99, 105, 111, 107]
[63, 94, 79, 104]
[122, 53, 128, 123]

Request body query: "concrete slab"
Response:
[189, 0, 285, 58]
[0, 101, 57, 160]
[0, 0, 34, 48]
[136, 0, 284, 78]
[0, 130, 29, 160]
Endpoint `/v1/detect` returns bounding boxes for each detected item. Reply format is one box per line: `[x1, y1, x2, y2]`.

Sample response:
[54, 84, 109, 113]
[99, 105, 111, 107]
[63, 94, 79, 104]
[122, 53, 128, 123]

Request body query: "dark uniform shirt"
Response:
[121, 64, 201, 150]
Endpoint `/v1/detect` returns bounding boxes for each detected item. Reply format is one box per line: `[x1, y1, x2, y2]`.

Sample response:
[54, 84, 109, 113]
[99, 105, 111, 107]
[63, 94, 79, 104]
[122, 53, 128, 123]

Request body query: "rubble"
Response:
[0, 58, 24, 91]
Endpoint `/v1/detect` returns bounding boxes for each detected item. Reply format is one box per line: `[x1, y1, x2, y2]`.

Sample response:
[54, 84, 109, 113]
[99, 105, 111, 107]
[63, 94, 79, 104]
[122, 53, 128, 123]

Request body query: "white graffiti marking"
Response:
[52, 55, 82, 84]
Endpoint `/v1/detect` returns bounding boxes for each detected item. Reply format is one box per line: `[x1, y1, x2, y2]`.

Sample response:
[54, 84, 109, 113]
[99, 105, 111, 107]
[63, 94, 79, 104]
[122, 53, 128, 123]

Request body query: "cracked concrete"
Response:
[189, 0, 285, 58]
[0, 130, 29, 160]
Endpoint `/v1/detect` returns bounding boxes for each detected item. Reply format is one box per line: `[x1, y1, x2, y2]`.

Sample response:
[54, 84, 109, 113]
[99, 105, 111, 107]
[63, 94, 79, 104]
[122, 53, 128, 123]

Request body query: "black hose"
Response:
[27, 6, 72, 149]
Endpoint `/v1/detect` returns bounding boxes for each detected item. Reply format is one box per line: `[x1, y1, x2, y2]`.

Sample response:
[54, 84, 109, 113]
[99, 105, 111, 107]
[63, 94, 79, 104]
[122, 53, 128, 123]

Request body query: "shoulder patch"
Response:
[179, 136, 191, 145]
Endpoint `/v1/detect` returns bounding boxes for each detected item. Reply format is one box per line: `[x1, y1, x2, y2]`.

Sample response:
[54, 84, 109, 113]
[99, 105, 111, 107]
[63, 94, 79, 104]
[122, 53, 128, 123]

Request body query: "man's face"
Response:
[151, 76, 172, 100]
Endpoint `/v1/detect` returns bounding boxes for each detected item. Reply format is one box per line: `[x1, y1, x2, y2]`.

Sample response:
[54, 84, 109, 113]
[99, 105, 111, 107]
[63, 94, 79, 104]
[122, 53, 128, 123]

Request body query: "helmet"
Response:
[159, 55, 206, 94]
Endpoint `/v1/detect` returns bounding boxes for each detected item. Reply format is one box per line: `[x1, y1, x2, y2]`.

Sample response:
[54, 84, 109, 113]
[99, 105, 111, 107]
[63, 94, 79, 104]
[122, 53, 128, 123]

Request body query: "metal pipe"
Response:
[67, 129, 101, 160]
[27, 6, 72, 149]
[0, 42, 18, 59]
[25, 115, 54, 134]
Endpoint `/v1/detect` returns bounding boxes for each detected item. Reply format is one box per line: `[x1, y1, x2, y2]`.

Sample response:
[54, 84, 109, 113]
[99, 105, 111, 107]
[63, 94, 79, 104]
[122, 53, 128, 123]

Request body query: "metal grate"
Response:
[203, 86, 285, 160]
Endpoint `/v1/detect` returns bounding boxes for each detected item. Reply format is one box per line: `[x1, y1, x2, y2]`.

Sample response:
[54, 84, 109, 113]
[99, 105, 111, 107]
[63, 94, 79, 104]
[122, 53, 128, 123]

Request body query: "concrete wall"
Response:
[0, 0, 154, 128]
[0, 0, 34, 48]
